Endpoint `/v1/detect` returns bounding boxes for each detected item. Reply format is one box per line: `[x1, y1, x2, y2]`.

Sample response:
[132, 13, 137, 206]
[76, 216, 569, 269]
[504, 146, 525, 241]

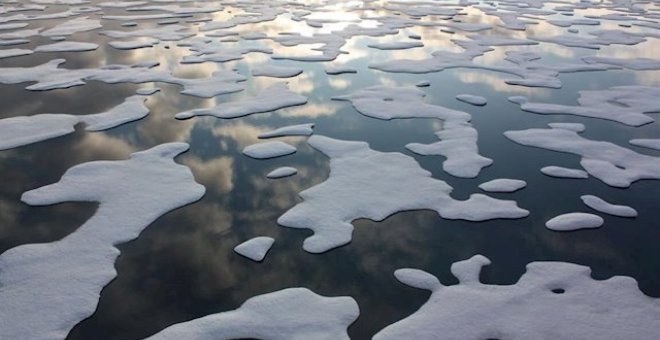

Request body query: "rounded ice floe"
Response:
[541, 166, 588, 179]
[375, 255, 660, 339]
[478, 179, 526, 193]
[581, 195, 637, 218]
[243, 141, 297, 159]
[259, 123, 314, 138]
[267, 167, 298, 179]
[368, 41, 423, 50]
[251, 65, 303, 78]
[234, 237, 275, 262]
[35, 41, 98, 52]
[545, 212, 604, 231]
[415, 80, 430, 87]
[456, 94, 487, 106]
[145, 287, 359, 340]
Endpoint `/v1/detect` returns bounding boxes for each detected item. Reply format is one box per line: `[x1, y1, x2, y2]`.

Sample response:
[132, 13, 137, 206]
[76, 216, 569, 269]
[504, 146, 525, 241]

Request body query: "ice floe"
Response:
[234, 237, 275, 262]
[0, 143, 205, 339]
[34, 41, 98, 52]
[375, 255, 660, 339]
[267, 167, 298, 179]
[630, 139, 660, 151]
[368, 41, 423, 50]
[278, 135, 528, 253]
[259, 123, 314, 139]
[145, 288, 358, 340]
[546, 212, 604, 231]
[456, 94, 487, 106]
[540, 166, 588, 179]
[581, 195, 637, 218]
[243, 141, 297, 160]
[251, 65, 303, 78]
[478, 178, 526, 193]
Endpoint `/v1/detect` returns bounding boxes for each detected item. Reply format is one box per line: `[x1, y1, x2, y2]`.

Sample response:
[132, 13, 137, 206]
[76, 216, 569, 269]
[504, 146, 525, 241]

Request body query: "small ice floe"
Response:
[368, 41, 423, 50]
[136, 87, 160, 95]
[251, 65, 303, 78]
[540, 166, 588, 179]
[325, 65, 357, 75]
[234, 237, 275, 261]
[582, 56, 660, 70]
[0, 48, 32, 59]
[630, 139, 660, 151]
[478, 179, 526, 193]
[259, 123, 314, 139]
[144, 288, 358, 340]
[35, 41, 98, 52]
[243, 141, 296, 159]
[41, 17, 102, 37]
[456, 94, 487, 106]
[176, 83, 307, 119]
[109, 38, 159, 50]
[581, 195, 637, 218]
[267, 167, 298, 179]
[374, 255, 660, 339]
[415, 80, 430, 87]
[545, 212, 604, 231]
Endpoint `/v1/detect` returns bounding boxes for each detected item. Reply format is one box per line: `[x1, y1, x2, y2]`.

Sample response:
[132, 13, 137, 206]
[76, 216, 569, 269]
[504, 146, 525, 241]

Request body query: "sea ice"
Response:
[456, 94, 487, 106]
[325, 65, 357, 75]
[374, 255, 660, 339]
[368, 41, 423, 50]
[540, 166, 588, 179]
[546, 212, 604, 231]
[234, 237, 275, 261]
[35, 41, 99, 52]
[581, 195, 637, 218]
[251, 65, 303, 78]
[243, 141, 297, 159]
[630, 139, 660, 151]
[478, 178, 526, 193]
[267, 167, 298, 179]
[145, 288, 358, 340]
[0, 143, 205, 339]
[259, 123, 314, 138]
[278, 136, 528, 253]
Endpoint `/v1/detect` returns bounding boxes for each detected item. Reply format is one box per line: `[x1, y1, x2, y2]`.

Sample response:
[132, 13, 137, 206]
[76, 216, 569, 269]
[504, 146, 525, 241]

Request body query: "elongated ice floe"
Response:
[0, 143, 205, 340]
[541, 166, 588, 179]
[334, 86, 491, 178]
[505, 125, 660, 188]
[35, 41, 98, 52]
[581, 195, 637, 218]
[176, 83, 307, 119]
[278, 136, 528, 253]
[243, 141, 296, 159]
[546, 212, 604, 231]
[508, 86, 660, 126]
[478, 178, 526, 193]
[251, 65, 303, 78]
[145, 288, 358, 340]
[368, 40, 423, 50]
[630, 139, 660, 151]
[0, 95, 149, 150]
[375, 255, 660, 339]
[456, 94, 487, 106]
[234, 237, 275, 261]
[259, 123, 314, 139]
[267, 167, 298, 179]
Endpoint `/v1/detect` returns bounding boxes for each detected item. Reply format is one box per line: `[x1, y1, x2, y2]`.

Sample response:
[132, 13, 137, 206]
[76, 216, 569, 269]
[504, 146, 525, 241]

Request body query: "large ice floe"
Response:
[0, 95, 149, 150]
[374, 255, 660, 339]
[334, 86, 492, 178]
[145, 287, 358, 340]
[278, 135, 528, 253]
[0, 143, 205, 339]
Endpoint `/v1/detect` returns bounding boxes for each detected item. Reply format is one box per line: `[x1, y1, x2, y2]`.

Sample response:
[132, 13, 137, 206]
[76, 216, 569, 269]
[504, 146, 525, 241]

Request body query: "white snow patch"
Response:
[456, 94, 487, 106]
[234, 237, 275, 262]
[243, 141, 297, 159]
[546, 212, 604, 231]
[581, 195, 637, 218]
[267, 167, 298, 179]
[259, 123, 314, 139]
[35, 41, 98, 52]
[251, 65, 303, 78]
[478, 178, 526, 193]
[541, 166, 588, 179]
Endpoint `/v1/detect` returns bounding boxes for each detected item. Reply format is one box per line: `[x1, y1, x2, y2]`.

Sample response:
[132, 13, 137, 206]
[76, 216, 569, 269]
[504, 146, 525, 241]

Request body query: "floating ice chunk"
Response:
[0, 48, 32, 59]
[368, 41, 423, 50]
[251, 65, 303, 78]
[415, 80, 430, 87]
[456, 94, 486, 106]
[278, 136, 528, 253]
[325, 65, 357, 75]
[541, 166, 588, 179]
[267, 167, 298, 179]
[0, 23, 29, 30]
[136, 87, 160, 95]
[630, 139, 660, 151]
[177, 70, 247, 98]
[102, 24, 195, 41]
[468, 34, 538, 46]
[509, 86, 660, 126]
[243, 141, 296, 159]
[334, 86, 491, 178]
[41, 17, 101, 37]
[35, 41, 98, 52]
[0, 95, 148, 150]
[546, 212, 604, 231]
[505, 126, 660, 188]
[581, 195, 637, 218]
[375, 255, 660, 339]
[234, 237, 275, 261]
[0, 143, 205, 340]
[176, 83, 307, 119]
[259, 123, 314, 139]
[145, 288, 358, 340]
[478, 178, 526, 193]
[547, 122, 585, 132]
[109, 38, 159, 50]
[582, 56, 660, 70]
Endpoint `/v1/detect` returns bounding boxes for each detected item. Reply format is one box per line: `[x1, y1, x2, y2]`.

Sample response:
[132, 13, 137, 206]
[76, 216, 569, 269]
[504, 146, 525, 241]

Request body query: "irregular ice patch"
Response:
[325, 65, 357, 75]
[278, 135, 528, 253]
[505, 125, 660, 188]
[0, 95, 149, 150]
[145, 288, 358, 340]
[41, 17, 101, 37]
[234, 237, 275, 262]
[259, 123, 314, 139]
[0, 48, 32, 59]
[456, 94, 487, 106]
[109, 38, 159, 50]
[334, 86, 491, 178]
[267, 167, 298, 179]
[541, 166, 588, 179]
[581, 195, 637, 218]
[35, 41, 98, 52]
[375, 255, 660, 339]
[478, 179, 526, 193]
[546, 212, 604, 231]
[582, 56, 660, 70]
[630, 139, 660, 151]
[251, 65, 303, 78]
[176, 83, 307, 119]
[243, 141, 296, 160]
[368, 40, 423, 50]
[0, 143, 205, 339]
